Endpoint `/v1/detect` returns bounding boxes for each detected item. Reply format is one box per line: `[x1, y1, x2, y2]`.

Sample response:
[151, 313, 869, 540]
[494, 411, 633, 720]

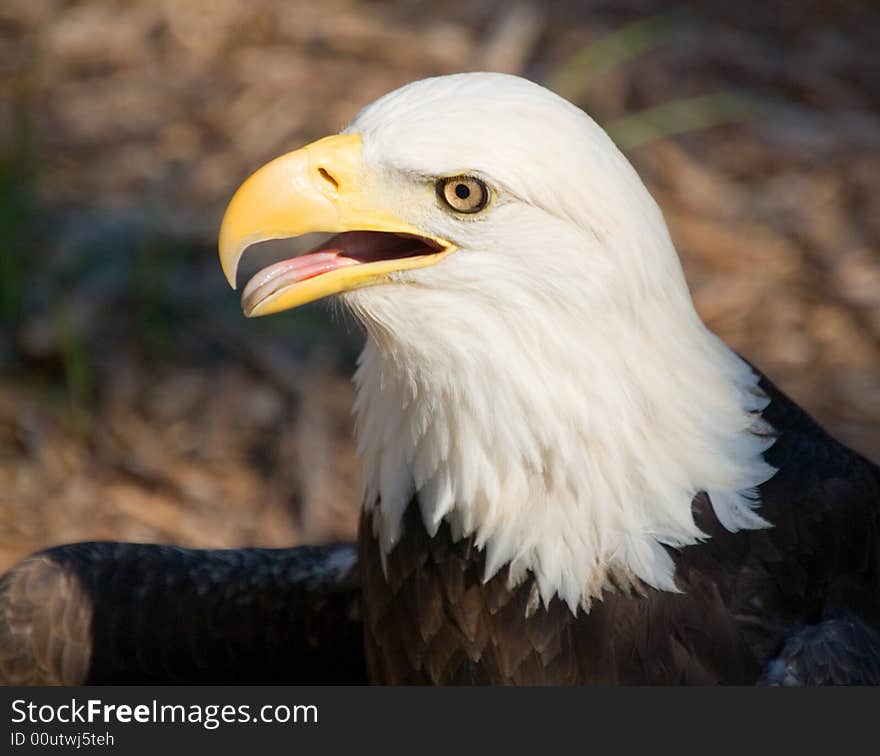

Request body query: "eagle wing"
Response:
[0, 541, 365, 684]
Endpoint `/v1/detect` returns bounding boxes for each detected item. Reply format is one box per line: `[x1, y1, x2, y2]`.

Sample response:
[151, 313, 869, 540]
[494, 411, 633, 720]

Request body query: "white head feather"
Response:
[341, 73, 776, 612]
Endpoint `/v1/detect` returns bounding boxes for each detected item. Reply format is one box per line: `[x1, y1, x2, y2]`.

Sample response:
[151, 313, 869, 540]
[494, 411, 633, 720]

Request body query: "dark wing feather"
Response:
[0, 542, 365, 685]
[759, 615, 880, 685]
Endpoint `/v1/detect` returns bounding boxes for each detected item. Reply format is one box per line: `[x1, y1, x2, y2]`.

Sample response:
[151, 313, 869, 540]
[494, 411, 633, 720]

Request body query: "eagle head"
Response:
[219, 73, 775, 612]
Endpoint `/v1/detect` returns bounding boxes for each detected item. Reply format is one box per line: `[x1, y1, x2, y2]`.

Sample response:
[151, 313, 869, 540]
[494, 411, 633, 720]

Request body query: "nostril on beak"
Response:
[317, 167, 339, 191]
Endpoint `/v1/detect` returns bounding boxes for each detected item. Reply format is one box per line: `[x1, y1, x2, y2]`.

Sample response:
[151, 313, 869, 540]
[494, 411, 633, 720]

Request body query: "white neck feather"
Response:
[351, 275, 776, 613]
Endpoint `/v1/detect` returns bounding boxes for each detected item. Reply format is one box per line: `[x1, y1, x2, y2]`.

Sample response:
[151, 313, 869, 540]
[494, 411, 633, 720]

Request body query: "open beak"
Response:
[218, 133, 453, 317]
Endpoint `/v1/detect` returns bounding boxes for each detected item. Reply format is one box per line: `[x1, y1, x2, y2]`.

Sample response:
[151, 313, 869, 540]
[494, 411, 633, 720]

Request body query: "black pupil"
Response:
[454, 183, 471, 200]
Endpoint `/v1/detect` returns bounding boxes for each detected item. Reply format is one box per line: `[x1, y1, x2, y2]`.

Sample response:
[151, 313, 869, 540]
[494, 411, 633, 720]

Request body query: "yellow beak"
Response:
[218, 133, 452, 317]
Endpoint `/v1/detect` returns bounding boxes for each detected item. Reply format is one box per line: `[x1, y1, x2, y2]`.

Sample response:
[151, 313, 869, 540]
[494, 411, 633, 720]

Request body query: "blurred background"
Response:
[1, 0, 879, 573]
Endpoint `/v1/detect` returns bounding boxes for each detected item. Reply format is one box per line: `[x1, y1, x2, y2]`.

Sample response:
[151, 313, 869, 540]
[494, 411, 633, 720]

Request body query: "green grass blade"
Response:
[605, 93, 755, 151]
[545, 9, 690, 101]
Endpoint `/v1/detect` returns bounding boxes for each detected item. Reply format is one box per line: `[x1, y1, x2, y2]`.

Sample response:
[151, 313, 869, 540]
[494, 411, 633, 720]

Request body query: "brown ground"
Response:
[0, 1, 878, 574]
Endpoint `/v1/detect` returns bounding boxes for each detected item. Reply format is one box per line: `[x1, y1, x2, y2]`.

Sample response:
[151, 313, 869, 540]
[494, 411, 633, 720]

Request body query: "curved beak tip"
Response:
[218, 217, 254, 290]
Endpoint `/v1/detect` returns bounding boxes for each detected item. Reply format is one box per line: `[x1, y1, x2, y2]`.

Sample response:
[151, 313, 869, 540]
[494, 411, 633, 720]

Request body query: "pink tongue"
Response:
[240, 231, 435, 313]
[242, 249, 359, 299]
[241, 249, 360, 313]
[247, 250, 358, 291]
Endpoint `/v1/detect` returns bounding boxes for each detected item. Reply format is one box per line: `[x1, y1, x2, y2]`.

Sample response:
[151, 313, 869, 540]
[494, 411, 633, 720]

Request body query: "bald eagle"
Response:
[2, 74, 879, 685]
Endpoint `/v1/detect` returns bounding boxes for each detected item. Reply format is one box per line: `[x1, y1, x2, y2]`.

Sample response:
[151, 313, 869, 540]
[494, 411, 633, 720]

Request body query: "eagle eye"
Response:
[438, 176, 489, 214]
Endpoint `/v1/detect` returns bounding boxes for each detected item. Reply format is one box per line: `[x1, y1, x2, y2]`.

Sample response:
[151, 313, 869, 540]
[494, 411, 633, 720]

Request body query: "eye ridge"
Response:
[437, 175, 490, 214]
